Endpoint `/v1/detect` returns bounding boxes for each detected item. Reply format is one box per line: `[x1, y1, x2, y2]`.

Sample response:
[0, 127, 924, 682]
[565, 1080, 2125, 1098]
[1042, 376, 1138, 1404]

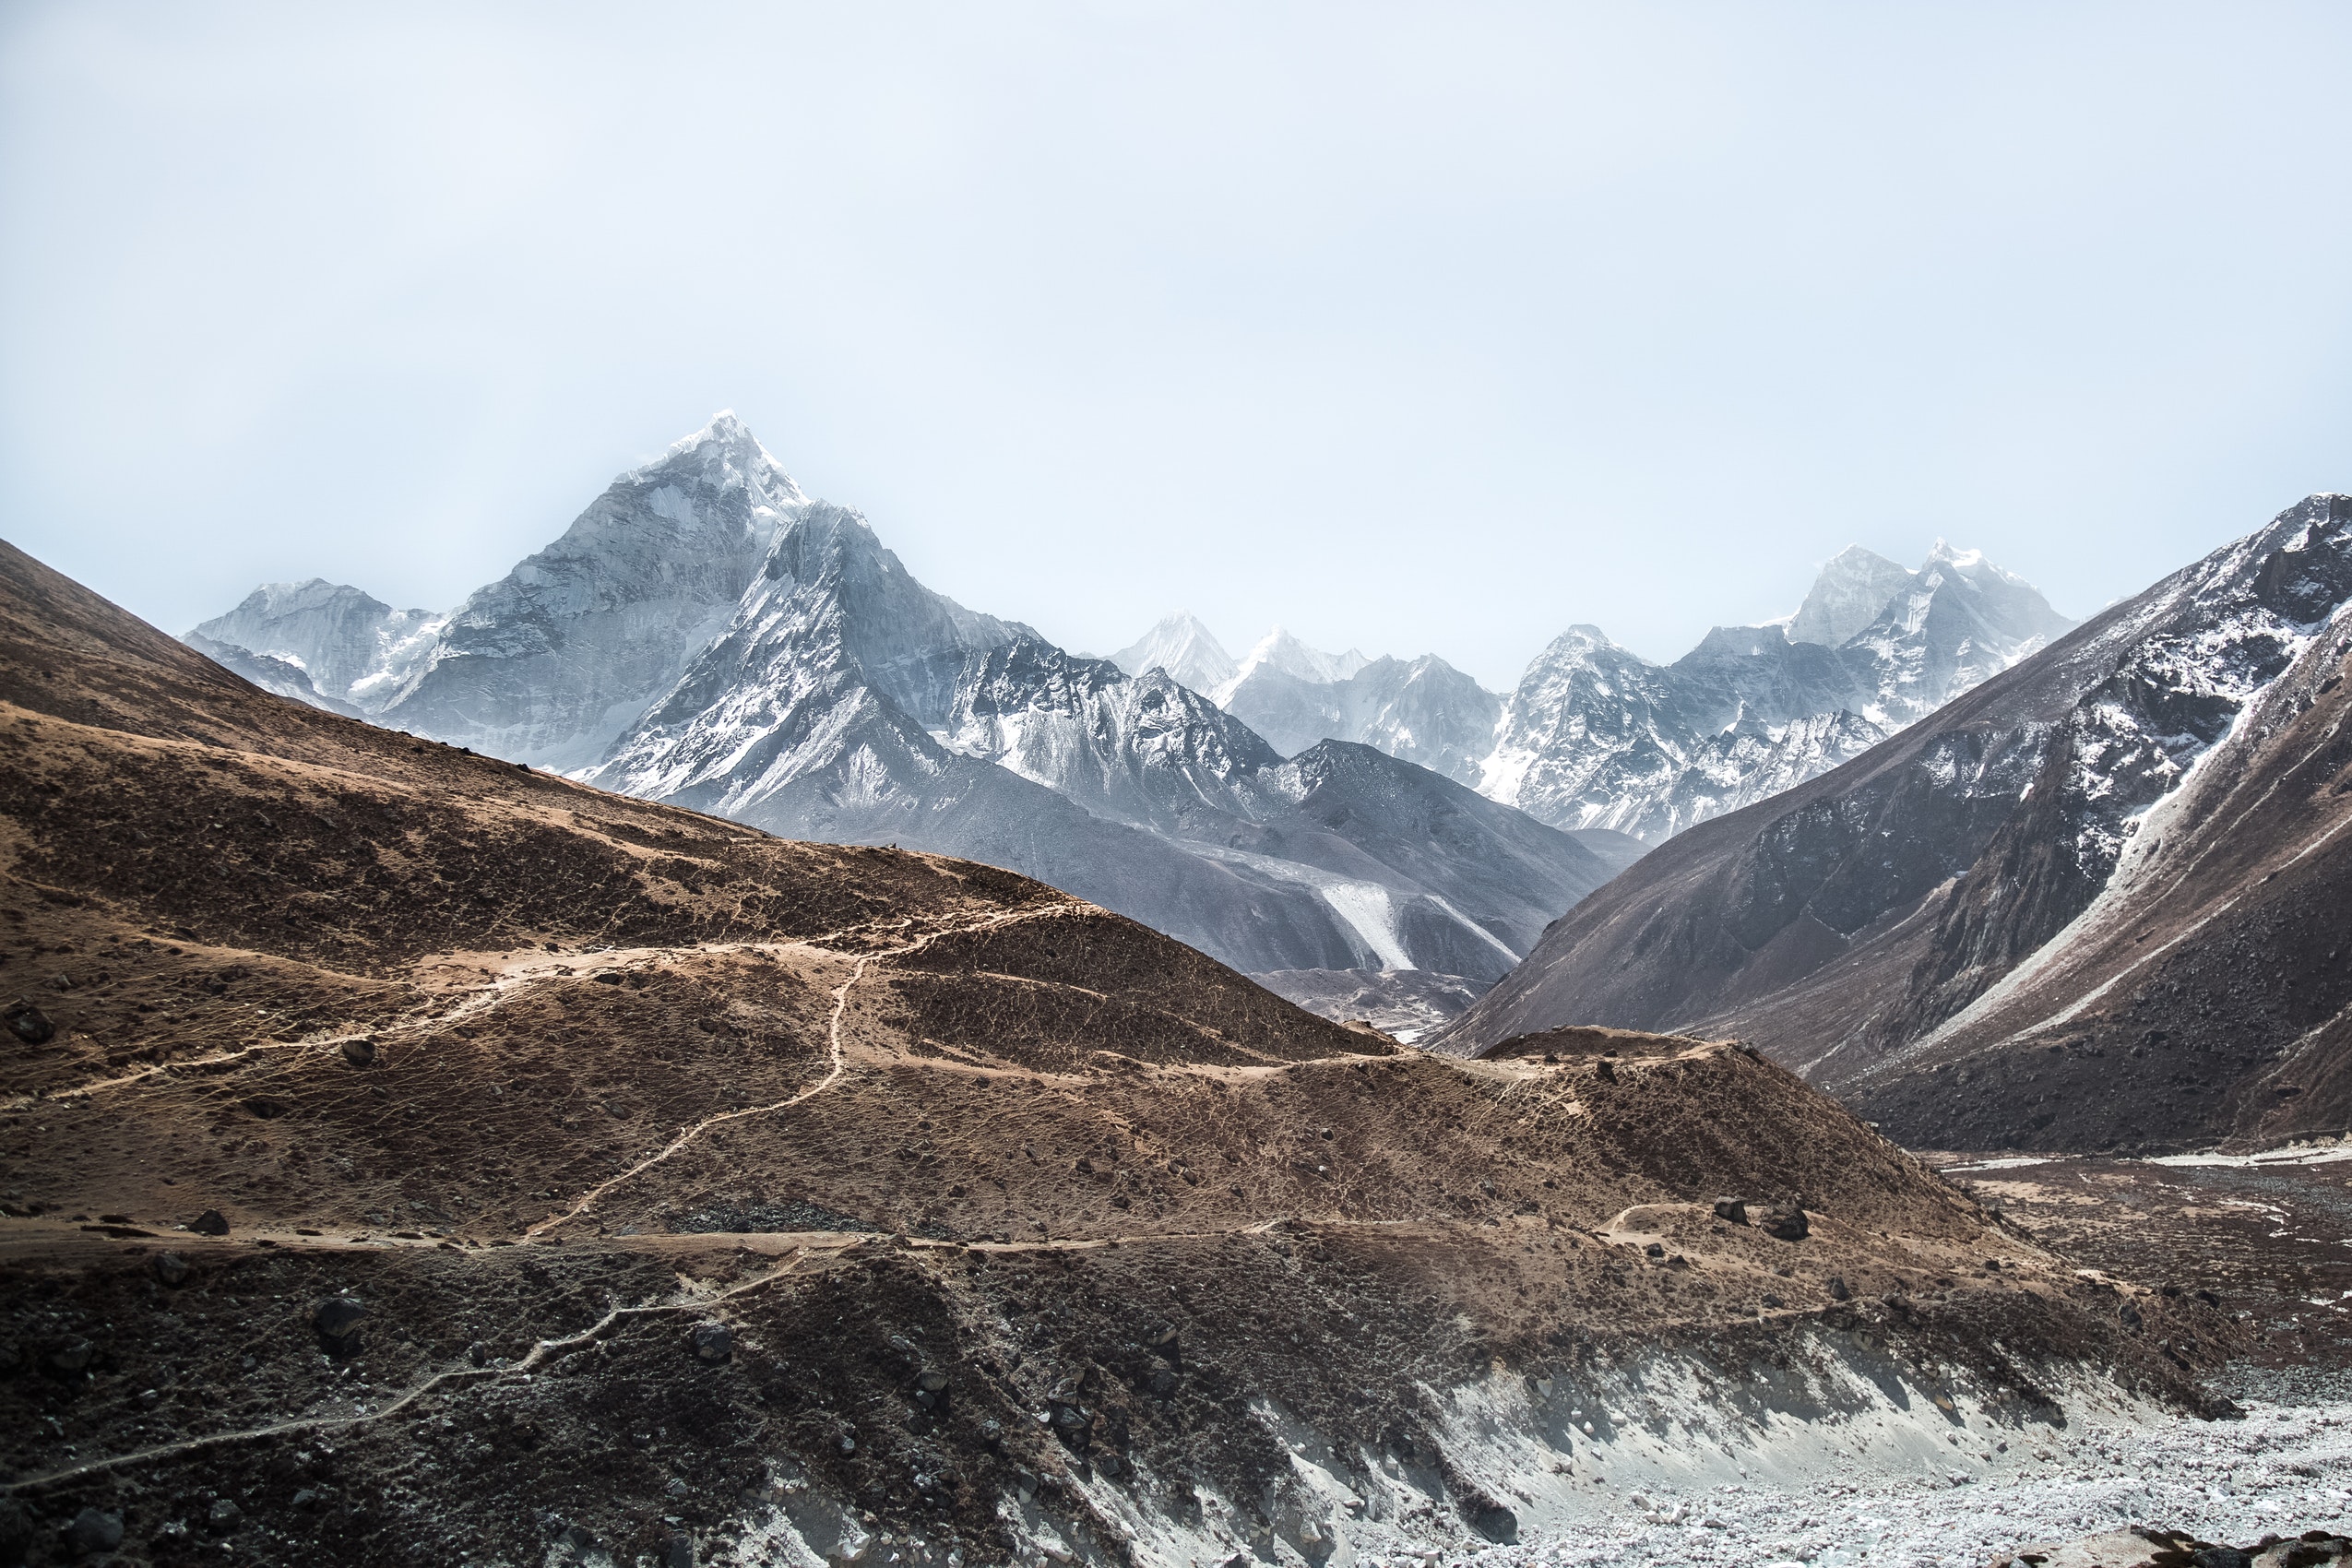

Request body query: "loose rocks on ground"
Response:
[311, 1296, 366, 1339]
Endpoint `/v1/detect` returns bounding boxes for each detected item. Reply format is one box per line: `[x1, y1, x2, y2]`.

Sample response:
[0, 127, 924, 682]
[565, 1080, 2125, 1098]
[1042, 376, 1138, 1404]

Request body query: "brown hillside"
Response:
[0, 540, 2225, 1567]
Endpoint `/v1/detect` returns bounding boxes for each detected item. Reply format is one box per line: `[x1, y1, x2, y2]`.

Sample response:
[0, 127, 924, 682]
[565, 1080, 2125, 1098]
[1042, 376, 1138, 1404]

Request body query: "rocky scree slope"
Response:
[0, 539, 2227, 1566]
[187, 417, 1614, 983]
[1443, 496, 2352, 1156]
[1839, 511, 2352, 1154]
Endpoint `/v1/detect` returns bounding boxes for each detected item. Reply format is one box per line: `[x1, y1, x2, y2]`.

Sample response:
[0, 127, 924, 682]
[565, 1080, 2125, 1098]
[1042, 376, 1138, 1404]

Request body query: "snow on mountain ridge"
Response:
[1220, 649, 1505, 788]
[1218, 625, 1371, 700]
[1110, 612, 1238, 696]
[187, 415, 1617, 980]
[1443, 495, 2352, 1108]
[1111, 608, 1511, 789]
[187, 579, 446, 712]
[1484, 545, 2072, 841]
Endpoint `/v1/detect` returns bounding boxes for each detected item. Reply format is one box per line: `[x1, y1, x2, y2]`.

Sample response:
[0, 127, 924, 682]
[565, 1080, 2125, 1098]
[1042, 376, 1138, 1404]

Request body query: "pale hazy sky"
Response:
[4, 3, 2347, 686]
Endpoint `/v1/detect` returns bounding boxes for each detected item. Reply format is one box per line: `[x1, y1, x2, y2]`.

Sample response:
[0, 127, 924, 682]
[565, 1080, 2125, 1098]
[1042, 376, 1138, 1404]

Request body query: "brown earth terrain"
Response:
[0, 540, 2236, 1566]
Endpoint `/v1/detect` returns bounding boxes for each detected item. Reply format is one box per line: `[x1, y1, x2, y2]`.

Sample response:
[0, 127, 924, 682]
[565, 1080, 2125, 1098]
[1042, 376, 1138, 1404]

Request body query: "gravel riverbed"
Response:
[1360, 1384, 2352, 1568]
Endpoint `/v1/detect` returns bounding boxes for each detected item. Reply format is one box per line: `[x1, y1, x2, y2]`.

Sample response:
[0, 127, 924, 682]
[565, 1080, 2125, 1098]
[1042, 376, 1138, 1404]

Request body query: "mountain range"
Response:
[1442, 493, 2352, 1154]
[187, 415, 1617, 986]
[1111, 540, 2074, 845]
[188, 414, 2087, 1038]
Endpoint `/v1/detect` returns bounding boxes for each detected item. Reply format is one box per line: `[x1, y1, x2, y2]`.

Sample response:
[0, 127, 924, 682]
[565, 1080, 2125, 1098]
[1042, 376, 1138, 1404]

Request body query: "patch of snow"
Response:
[1424, 894, 1523, 965]
[2148, 1141, 2352, 1170]
[1314, 881, 1416, 971]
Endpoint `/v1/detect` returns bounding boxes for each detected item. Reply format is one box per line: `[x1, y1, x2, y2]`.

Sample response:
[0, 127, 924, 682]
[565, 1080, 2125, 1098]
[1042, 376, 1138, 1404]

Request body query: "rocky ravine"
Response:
[0, 540, 2242, 1565]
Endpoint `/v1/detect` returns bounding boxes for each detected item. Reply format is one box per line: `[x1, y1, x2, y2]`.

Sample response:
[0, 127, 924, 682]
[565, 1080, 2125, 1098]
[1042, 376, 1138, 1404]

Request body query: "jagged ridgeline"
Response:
[186, 416, 2077, 1012]
[0, 538, 2223, 1565]
[184, 416, 1615, 985]
[1115, 542, 2075, 843]
[1443, 495, 2352, 1157]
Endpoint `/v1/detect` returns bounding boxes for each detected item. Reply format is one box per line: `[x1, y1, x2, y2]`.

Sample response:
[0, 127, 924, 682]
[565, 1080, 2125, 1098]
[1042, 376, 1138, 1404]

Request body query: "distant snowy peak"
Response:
[630, 409, 810, 514]
[382, 412, 829, 767]
[600, 409, 812, 560]
[202, 577, 394, 629]
[1481, 545, 2073, 841]
[183, 411, 823, 766]
[1526, 624, 1645, 671]
[186, 579, 445, 713]
[1786, 546, 1917, 648]
[1111, 612, 1238, 696]
[1779, 540, 2069, 660]
[1842, 540, 2077, 725]
[1218, 647, 1504, 787]
[1219, 626, 1371, 700]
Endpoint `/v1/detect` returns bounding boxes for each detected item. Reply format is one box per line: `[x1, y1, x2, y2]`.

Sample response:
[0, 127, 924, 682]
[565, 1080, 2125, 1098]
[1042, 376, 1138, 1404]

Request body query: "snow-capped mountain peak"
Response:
[1480, 546, 2073, 841]
[1540, 624, 1639, 666]
[623, 409, 810, 537]
[186, 579, 445, 713]
[647, 409, 800, 479]
[184, 414, 824, 769]
[1785, 545, 1917, 649]
[1111, 612, 1238, 695]
[1221, 625, 1372, 700]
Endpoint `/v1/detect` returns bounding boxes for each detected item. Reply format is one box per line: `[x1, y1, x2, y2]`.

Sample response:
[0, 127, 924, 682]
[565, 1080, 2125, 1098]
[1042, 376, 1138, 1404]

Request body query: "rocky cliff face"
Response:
[1441, 495, 2352, 1153]
[1834, 499, 2352, 1152]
